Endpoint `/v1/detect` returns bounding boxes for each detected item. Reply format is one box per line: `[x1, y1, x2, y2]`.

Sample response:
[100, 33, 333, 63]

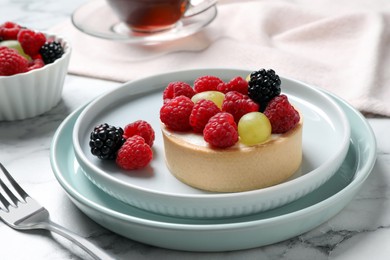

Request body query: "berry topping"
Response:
[159, 71, 299, 149]
[264, 94, 300, 134]
[124, 120, 155, 147]
[160, 95, 194, 131]
[193, 75, 223, 93]
[238, 112, 271, 145]
[203, 112, 238, 148]
[116, 135, 153, 170]
[0, 21, 22, 40]
[222, 91, 259, 123]
[0, 47, 28, 76]
[163, 81, 195, 101]
[17, 29, 46, 56]
[189, 99, 221, 133]
[248, 69, 281, 111]
[191, 90, 225, 109]
[222, 90, 248, 102]
[89, 123, 125, 160]
[217, 76, 248, 95]
[39, 41, 64, 64]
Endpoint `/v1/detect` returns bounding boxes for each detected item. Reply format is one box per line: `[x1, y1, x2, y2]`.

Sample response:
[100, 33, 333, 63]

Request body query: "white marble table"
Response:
[1, 1, 390, 259]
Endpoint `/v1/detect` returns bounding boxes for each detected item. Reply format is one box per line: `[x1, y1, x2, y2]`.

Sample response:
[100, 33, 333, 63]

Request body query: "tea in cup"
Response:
[106, 0, 216, 33]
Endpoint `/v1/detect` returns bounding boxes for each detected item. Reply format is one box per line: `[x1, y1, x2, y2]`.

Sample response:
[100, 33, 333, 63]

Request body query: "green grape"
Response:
[0, 40, 31, 60]
[238, 112, 271, 146]
[191, 91, 225, 109]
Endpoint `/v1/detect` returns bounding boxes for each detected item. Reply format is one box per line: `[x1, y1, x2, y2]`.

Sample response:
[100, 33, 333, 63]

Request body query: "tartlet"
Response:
[162, 116, 302, 192]
[160, 70, 303, 192]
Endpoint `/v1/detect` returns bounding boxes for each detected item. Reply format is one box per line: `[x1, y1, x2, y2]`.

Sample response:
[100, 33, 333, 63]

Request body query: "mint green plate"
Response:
[50, 74, 376, 252]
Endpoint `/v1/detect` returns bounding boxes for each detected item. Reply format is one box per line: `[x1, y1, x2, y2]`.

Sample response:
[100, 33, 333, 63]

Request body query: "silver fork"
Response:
[0, 163, 114, 260]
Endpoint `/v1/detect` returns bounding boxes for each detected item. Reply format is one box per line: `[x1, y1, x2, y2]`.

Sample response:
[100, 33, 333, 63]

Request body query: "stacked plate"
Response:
[50, 68, 376, 251]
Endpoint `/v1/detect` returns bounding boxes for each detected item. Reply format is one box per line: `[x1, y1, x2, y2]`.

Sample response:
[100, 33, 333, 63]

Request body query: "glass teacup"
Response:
[106, 0, 216, 33]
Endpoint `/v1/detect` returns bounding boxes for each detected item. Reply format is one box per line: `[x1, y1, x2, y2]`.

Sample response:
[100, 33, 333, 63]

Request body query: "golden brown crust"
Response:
[161, 119, 303, 193]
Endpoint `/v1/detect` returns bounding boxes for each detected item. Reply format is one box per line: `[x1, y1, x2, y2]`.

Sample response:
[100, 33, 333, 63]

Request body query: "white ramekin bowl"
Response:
[0, 34, 71, 121]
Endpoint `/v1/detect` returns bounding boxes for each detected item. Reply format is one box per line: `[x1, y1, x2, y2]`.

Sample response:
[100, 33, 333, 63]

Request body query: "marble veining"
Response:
[1, 1, 390, 259]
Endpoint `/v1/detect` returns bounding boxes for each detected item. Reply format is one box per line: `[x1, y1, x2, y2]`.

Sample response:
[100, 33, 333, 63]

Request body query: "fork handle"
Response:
[37, 220, 115, 260]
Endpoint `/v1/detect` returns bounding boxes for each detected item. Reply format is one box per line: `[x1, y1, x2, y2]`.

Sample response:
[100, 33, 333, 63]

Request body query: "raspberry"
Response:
[123, 120, 155, 147]
[217, 76, 248, 95]
[17, 29, 46, 56]
[160, 96, 194, 131]
[116, 135, 153, 170]
[223, 91, 248, 102]
[0, 47, 28, 76]
[89, 123, 125, 160]
[189, 99, 221, 133]
[0, 22, 22, 40]
[163, 81, 195, 101]
[27, 58, 44, 71]
[203, 112, 238, 148]
[264, 94, 300, 134]
[193, 75, 223, 93]
[222, 91, 259, 123]
[248, 69, 281, 111]
[39, 41, 64, 64]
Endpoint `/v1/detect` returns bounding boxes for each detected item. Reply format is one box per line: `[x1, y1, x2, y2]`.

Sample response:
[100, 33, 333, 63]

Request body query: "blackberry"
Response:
[89, 123, 125, 160]
[248, 69, 281, 111]
[39, 41, 64, 64]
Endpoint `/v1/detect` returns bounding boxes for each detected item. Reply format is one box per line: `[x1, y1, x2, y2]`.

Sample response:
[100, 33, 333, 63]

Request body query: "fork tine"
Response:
[0, 163, 29, 203]
[0, 191, 11, 210]
[0, 175, 20, 206]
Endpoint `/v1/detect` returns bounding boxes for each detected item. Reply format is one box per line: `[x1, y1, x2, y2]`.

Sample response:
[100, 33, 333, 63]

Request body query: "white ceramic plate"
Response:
[71, 0, 217, 43]
[51, 90, 376, 251]
[72, 69, 350, 218]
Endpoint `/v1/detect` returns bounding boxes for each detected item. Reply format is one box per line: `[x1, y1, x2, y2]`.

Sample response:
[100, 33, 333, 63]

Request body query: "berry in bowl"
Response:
[0, 21, 71, 121]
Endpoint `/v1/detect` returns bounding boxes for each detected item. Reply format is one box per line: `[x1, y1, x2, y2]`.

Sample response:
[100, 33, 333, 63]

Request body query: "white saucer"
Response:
[71, 0, 217, 43]
[71, 69, 350, 219]
[50, 89, 376, 251]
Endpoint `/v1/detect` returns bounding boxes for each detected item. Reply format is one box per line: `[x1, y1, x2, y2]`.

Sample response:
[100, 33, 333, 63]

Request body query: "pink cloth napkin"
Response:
[51, 0, 390, 116]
